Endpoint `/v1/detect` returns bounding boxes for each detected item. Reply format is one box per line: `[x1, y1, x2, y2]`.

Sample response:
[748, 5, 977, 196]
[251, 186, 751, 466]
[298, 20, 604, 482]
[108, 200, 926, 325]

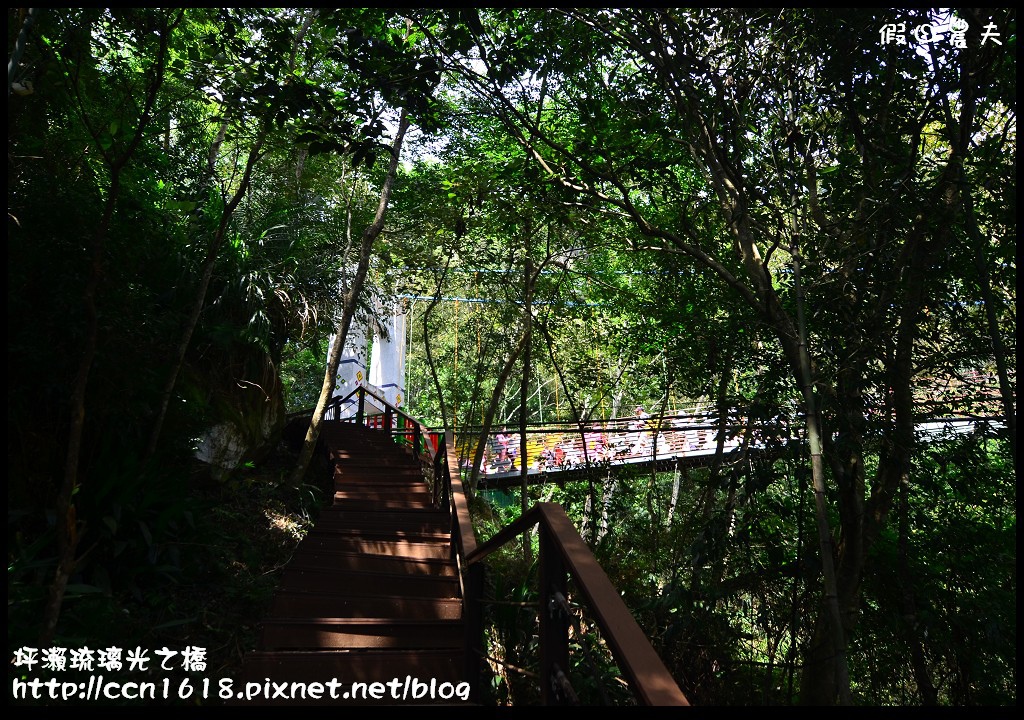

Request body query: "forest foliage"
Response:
[7, 7, 1015, 706]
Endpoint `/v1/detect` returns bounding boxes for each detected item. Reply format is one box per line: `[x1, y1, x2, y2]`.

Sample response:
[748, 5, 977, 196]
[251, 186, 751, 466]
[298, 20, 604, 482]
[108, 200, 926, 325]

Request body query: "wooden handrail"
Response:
[464, 506, 540, 566]
[443, 430, 477, 559]
[432, 437, 686, 704]
[315, 388, 687, 705]
[464, 502, 689, 706]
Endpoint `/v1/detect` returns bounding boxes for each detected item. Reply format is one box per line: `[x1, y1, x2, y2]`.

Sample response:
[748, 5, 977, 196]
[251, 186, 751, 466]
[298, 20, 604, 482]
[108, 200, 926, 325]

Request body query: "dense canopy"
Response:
[8, 8, 1015, 706]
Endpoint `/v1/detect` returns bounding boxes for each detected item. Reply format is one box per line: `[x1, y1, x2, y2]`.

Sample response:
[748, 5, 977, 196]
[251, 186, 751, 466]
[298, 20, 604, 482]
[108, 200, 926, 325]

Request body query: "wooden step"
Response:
[330, 498, 435, 512]
[334, 480, 427, 489]
[316, 507, 448, 523]
[287, 549, 457, 577]
[269, 592, 463, 620]
[330, 447, 421, 457]
[331, 456, 423, 468]
[333, 475, 429, 486]
[322, 435, 408, 449]
[332, 469, 425, 480]
[238, 421, 465, 707]
[310, 516, 450, 533]
[333, 477, 427, 489]
[259, 618, 463, 650]
[325, 444, 411, 457]
[305, 526, 451, 543]
[280, 567, 460, 598]
[332, 475, 428, 488]
[315, 512, 444, 525]
[296, 535, 451, 559]
[333, 490, 433, 504]
[332, 489, 432, 500]
[332, 485, 432, 497]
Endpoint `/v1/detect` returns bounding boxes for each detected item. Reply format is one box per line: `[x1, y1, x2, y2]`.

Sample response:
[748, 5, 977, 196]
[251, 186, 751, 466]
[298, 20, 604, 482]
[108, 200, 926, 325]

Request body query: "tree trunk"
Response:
[596, 467, 617, 543]
[790, 233, 852, 706]
[708, 470, 739, 592]
[41, 13, 174, 645]
[41, 195, 108, 645]
[290, 109, 410, 486]
[706, 355, 733, 497]
[144, 122, 268, 462]
[467, 330, 528, 493]
[666, 460, 682, 528]
[146, 9, 316, 460]
[537, 319, 598, 542]
[289, 13, 317, 197]
[424, 256, 453, 433]
[519, 256, 533, 561]
[965, 193, 1016, 468]
[645, 381, 672, 576]
[899, 473, 938, 704]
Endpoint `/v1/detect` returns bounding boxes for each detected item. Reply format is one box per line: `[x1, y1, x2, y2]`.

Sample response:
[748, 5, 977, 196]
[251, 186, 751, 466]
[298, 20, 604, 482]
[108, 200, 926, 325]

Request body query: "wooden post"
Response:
[539, 523, 569, 704]
[431, 435, 444, 510]
[384, 407, 393, 439]
[356, 387, 365, 425]
[464, 562, 485, 703]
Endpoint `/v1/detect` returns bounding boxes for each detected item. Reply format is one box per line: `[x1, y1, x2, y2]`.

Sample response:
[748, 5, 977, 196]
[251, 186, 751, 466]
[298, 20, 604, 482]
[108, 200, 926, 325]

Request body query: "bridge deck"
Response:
[468, 413, 1001, 487]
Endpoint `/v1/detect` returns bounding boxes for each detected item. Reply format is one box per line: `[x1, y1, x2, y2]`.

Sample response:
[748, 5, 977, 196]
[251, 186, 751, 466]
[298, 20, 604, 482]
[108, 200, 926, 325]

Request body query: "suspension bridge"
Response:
[465, 411, 1005, 488]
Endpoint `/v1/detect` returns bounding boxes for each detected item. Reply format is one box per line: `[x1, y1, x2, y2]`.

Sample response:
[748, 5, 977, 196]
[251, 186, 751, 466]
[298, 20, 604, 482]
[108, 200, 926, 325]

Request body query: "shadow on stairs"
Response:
[233, 421, 471, 706]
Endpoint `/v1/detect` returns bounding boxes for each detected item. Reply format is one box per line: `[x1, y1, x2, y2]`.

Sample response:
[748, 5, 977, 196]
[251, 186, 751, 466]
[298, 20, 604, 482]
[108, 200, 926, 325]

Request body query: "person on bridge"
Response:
[632, 406, 651, 454]
[538, 446, 553, 471]
[495, 431, 510, 469]
[507, 435, 518, 470]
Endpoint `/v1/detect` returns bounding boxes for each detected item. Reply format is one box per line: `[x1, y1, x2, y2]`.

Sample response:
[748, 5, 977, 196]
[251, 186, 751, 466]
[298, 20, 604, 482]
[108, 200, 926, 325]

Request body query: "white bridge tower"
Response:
[330, 300, 407, 417]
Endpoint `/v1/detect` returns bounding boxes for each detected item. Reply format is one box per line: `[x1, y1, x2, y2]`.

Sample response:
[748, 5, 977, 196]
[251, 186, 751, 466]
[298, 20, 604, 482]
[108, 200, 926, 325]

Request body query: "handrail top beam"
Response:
[464, 501, 688, 706]
[443, 430, 477, 558]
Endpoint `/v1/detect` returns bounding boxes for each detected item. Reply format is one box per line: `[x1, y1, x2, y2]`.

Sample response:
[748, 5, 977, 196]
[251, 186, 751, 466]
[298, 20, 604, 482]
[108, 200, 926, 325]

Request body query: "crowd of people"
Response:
[483, 406, 707, 475]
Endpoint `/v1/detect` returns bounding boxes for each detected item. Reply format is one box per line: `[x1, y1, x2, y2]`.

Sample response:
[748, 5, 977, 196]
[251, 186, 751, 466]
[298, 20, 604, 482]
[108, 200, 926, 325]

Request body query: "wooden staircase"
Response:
[235, 421, 467, 705]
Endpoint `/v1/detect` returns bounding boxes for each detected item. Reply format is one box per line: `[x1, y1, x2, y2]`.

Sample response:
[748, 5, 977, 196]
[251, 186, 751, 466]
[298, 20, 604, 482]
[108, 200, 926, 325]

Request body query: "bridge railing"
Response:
[463, 412, 769, 481]
[325, 386, 439, 459]
[431, 429, 688, 706]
